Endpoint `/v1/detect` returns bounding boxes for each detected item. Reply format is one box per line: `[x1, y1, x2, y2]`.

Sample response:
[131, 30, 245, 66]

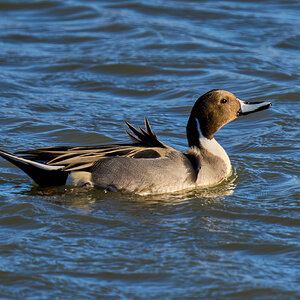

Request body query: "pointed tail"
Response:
[0, 149, 68, 187]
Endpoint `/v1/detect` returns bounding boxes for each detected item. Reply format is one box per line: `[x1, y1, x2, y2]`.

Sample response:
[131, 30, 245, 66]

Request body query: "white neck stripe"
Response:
[199, 135, 231, 174]
[195, 117, 202, 139]
[192, 116, 231, 174]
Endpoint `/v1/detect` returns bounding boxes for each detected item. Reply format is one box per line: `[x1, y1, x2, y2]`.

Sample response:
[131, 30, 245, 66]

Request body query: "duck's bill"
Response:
[238, 99, 272, 116]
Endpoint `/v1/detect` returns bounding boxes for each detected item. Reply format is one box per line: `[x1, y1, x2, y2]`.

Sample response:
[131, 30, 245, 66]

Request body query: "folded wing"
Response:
[16, 118, 171, 172]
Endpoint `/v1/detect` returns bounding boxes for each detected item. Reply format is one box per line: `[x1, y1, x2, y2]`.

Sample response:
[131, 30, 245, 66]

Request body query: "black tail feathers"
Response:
[0, 150, 68, 187]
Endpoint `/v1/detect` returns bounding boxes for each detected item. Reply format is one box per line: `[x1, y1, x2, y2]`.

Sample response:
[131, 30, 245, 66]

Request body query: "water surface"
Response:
[0, 0, 299, 298]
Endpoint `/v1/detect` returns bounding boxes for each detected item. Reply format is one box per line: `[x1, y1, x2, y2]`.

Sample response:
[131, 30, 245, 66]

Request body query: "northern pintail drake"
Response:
[0, 90, 271, 195]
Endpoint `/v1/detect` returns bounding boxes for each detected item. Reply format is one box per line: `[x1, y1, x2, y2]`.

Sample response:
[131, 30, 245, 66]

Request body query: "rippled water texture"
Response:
[0, 0, 299, 298]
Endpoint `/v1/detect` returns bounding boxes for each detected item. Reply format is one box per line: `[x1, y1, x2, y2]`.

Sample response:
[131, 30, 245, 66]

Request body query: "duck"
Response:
[0, 89, 271, 195]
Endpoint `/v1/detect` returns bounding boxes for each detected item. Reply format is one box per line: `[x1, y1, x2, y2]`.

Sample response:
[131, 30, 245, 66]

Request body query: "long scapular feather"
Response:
[124, 118, 167, 148]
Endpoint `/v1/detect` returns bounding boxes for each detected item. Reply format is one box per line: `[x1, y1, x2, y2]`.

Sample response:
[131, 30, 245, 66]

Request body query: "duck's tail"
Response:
[0, 149, 68, 187]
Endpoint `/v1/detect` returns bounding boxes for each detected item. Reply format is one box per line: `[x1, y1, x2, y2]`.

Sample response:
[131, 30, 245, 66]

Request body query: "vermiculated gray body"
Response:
[91, 151, 196, 194]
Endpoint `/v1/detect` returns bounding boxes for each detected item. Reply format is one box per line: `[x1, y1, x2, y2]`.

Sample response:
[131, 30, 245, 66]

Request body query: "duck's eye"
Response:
[221, 99, 227, 104]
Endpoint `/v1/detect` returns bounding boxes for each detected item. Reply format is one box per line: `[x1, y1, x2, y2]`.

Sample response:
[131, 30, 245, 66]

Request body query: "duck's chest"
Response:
[189, 137, 232, 186]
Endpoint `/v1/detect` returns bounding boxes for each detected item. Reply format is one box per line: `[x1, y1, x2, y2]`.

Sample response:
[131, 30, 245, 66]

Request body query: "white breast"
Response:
[199, 136, 231, 175]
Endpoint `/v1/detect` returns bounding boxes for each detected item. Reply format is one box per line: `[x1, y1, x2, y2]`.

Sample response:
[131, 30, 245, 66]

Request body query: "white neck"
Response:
[199, 134, 231, 175]
[194, 117, 231, 174]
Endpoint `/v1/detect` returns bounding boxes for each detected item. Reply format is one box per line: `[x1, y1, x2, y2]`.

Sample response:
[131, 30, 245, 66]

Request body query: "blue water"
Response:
[0, 0, 299, 298]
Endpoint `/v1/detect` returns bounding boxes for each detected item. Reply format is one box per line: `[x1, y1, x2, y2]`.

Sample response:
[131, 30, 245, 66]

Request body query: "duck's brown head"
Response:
[187, 89, 271, 146]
